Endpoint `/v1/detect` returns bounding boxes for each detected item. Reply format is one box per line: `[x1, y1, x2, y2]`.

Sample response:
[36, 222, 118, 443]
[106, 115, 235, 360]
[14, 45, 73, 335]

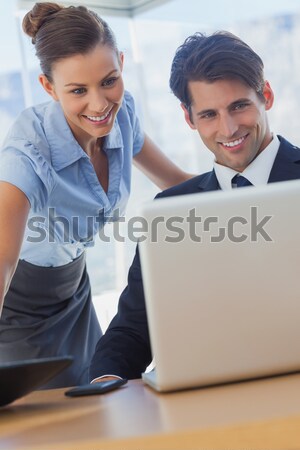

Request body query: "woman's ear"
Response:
[39, 74, 59, 101]
[119, 51, 124, 71]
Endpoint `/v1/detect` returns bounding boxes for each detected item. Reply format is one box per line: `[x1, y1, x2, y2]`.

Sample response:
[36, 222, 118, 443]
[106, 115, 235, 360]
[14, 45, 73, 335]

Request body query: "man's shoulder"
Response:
[157, 170, 214, 199]
[278, 135, 300, 154]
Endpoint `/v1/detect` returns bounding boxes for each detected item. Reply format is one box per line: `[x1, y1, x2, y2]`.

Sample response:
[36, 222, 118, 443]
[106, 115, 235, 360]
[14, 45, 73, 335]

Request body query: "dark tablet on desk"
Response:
[0, 355, 73, 407]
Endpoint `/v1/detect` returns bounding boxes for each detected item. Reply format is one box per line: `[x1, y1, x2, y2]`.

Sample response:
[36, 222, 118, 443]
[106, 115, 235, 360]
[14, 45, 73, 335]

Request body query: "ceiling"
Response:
[17, 0, 172, 17]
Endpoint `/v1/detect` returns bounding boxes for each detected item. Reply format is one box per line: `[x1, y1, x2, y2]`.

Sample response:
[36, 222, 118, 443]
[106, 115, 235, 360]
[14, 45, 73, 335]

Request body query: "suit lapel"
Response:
[268, 136, 300, 183]
[197, 170, 220, 192]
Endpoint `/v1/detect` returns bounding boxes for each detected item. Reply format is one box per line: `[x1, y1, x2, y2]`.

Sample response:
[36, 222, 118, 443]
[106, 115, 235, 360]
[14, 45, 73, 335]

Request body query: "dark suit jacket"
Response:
[89, 136, 300, 380]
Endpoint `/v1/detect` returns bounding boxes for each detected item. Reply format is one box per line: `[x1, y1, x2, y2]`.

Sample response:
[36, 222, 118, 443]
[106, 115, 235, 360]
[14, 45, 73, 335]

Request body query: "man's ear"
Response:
[39, 74, 59, 101]
[181, 103, 196, 130]
[263, 81, 274, 111]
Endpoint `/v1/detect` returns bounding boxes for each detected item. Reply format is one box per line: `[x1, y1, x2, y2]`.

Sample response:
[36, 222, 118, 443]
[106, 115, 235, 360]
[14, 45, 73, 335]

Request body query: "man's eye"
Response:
[200, 112, 215, 119]
[102, 77, 118, 87]
[233, 103, 249, 111]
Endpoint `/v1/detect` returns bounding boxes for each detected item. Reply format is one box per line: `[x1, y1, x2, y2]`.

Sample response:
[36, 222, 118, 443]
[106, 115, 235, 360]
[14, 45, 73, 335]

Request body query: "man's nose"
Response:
[218, 114, 238, 138]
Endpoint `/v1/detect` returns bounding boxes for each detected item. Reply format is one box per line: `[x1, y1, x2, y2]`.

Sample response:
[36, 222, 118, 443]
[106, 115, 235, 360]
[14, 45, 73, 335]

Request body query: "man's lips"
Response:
[219, 134, 248, 150]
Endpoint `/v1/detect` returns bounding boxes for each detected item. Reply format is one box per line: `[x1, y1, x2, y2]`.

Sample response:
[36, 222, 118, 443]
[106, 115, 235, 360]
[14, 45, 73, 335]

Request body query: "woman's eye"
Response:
[102, 77, 118, 87]
[71, 88, 86, 95]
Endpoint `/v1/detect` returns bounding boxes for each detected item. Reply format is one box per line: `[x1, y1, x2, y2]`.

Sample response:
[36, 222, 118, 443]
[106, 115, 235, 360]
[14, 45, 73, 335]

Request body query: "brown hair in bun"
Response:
[22, 2, 119, 82]
[22, 2, 62, 44]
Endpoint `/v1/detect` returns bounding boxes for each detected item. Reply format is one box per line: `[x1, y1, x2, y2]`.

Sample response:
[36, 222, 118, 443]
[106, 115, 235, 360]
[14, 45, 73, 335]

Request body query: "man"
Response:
[89, 31, 300, 381]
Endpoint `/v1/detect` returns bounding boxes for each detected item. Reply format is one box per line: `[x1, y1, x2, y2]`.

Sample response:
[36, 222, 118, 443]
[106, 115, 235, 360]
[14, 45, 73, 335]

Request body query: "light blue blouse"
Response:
[0, 91, 144, 266]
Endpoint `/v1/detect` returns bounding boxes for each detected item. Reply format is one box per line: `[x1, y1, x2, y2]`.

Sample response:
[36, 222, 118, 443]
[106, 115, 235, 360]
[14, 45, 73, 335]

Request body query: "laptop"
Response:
[138, 179, 300, 392]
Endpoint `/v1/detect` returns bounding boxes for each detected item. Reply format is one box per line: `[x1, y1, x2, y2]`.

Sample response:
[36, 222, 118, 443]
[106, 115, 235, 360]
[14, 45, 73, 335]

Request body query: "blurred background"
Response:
[1, 0, 300, 328]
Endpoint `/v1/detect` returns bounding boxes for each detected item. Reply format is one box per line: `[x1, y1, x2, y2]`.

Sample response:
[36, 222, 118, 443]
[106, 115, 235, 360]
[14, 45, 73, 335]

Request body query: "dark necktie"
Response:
[232, 174, 253, 188]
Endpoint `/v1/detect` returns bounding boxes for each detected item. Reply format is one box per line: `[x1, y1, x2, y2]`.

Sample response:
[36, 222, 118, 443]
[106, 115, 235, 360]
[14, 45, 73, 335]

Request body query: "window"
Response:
[2, 0, 300, 329]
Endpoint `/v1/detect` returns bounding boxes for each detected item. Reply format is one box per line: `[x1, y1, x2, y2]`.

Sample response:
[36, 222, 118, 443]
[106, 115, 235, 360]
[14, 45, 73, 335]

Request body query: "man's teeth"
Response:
[86, 110, 111, 121]
[222, 137, 245, 147]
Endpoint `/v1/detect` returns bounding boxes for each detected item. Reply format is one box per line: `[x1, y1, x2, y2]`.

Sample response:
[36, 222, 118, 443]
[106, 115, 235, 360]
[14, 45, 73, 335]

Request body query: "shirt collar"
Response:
[103, 117, 123, 150]
[214, 134, 280, 190]
[44, 101, 124, 171]
[44, 101, 86, 171]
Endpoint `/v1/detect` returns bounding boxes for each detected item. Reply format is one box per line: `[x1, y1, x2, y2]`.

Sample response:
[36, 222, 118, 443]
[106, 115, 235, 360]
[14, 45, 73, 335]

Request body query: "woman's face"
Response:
[40, 44, 124, 147]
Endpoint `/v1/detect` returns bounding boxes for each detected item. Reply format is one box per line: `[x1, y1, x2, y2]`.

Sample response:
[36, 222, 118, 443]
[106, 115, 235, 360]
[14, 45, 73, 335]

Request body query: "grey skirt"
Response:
[0, 252, 102, 389]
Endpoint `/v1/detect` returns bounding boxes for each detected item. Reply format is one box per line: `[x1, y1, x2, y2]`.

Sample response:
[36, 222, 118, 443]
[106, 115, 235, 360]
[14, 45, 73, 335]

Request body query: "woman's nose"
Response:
[88, 93, 109, 113]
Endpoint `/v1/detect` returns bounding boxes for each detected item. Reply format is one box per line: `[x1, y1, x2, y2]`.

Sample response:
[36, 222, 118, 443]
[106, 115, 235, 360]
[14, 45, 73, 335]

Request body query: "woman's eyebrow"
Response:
[64, 70, 119, 88]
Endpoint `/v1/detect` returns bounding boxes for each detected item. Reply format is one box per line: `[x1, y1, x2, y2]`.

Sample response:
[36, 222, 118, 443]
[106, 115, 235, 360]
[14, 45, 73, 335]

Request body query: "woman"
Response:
[0, 2, 191, 388]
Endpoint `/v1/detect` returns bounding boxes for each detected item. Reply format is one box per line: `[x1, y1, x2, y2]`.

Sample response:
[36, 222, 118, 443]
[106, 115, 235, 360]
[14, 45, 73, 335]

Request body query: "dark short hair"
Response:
[169, 31, 265, 111]
[23, 2, 119, 82]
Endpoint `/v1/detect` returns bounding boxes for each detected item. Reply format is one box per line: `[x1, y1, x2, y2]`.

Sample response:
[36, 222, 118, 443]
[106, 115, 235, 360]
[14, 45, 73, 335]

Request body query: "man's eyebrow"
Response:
[229, 98, 251, 107]
[196, 98, 252, 116]
[64, 69, 119, 87]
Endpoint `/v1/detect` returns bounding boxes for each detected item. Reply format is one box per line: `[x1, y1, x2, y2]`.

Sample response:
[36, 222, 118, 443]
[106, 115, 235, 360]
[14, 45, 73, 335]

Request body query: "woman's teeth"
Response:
[86, 109, 111, 121]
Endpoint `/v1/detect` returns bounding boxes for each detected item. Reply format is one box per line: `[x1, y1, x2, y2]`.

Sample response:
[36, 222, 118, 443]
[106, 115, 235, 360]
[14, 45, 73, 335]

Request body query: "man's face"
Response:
[182, 78, 274, 172]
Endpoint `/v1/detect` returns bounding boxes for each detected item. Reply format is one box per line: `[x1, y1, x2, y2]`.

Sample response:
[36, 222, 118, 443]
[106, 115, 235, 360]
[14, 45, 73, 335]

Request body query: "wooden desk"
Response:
[1, 375, 300, 449]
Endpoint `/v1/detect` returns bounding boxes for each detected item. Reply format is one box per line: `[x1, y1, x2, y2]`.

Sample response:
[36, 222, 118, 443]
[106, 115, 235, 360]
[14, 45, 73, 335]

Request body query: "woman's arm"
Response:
[0, 182, 30, 315]
[133, 134, 195, 190]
